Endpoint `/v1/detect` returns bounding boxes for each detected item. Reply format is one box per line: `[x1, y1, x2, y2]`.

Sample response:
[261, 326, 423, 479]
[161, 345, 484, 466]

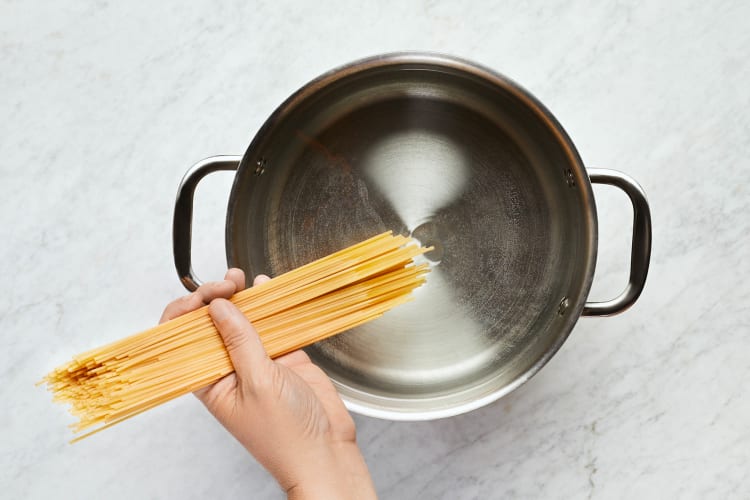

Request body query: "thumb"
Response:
[208, 298, 270, 381]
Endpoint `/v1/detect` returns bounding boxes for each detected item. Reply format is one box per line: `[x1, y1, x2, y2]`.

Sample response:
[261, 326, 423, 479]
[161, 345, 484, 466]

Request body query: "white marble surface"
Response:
[2, 1, 749, 498]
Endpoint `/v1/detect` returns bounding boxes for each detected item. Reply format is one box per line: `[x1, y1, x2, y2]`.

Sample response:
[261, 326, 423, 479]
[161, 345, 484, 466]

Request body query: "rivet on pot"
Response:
[558, 296, 570, 316]
[564, 168, 575, 188]
[255, 158, 267, 176]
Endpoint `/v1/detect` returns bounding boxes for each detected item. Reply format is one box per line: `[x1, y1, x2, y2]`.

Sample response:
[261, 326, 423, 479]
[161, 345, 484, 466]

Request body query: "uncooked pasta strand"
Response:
[40, 232, 431, 441]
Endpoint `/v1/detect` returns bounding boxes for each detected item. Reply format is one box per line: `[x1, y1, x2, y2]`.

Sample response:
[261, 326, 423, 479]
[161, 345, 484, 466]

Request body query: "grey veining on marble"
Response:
[2, 0, 749, 498]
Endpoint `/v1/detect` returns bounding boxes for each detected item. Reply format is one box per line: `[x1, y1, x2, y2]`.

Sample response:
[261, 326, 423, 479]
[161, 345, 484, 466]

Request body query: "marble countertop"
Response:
[3, 1, 749, 498]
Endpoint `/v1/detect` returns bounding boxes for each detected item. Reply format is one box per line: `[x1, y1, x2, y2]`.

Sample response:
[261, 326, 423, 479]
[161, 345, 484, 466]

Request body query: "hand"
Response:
[160, 269, 377, 500]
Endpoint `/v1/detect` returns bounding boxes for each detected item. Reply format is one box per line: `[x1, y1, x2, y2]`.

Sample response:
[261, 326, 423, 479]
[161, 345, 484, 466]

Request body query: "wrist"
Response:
[285, 441, 376, 500]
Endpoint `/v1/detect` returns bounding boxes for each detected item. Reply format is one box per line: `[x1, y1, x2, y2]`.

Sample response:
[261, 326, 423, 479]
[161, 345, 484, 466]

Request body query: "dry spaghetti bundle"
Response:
[41, 232, 430, 441]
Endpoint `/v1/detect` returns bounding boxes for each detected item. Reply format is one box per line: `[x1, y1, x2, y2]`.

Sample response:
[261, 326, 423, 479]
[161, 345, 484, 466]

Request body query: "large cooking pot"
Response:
[172, 53, 651, 420]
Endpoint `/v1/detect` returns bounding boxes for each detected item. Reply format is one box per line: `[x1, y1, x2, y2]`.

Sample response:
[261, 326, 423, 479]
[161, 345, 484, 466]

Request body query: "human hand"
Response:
[159, 269, 377, 499]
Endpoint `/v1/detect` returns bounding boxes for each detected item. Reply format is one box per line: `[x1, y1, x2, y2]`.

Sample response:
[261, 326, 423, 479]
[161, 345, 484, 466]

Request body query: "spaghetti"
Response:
[40, 232, 430, 441]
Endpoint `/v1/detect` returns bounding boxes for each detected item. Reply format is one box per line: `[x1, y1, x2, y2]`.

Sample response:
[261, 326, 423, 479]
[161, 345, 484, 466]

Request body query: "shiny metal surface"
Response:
[227, 53, 599, 419]
[584, 169, 652, 316]
[173, 155, 241, 291]
[173, 53, 651, 419]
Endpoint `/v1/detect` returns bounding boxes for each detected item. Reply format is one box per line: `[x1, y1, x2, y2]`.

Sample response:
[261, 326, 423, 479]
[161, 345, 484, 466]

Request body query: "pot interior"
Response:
[228, 56, 596, 418]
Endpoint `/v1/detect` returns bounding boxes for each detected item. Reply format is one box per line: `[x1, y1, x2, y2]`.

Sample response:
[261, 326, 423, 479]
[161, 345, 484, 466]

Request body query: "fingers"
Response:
[208, 298, 270, 380]
[194, 372, 237, 409]
[225, 268, 246, 292]
[160, 267, 247, 324]
[254, 274, 271, 286]
[160, 279, 238, 324]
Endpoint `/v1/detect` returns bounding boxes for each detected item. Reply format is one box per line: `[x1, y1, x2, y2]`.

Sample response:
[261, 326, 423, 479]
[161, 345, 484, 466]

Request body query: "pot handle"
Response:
[583, 168, 652, 316]
[173, 155, 242, 291]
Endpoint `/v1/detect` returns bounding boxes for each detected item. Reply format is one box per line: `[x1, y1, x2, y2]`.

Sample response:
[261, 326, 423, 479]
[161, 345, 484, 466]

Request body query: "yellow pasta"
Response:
[40, 232, 430, 441]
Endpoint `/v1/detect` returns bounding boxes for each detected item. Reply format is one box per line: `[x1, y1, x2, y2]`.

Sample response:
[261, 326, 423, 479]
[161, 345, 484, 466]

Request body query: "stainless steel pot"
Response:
[172, 53, 652, 420]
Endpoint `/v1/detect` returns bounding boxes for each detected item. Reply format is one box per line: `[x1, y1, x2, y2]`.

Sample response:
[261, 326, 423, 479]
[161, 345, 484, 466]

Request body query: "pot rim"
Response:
[226, 52, 598, 420]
